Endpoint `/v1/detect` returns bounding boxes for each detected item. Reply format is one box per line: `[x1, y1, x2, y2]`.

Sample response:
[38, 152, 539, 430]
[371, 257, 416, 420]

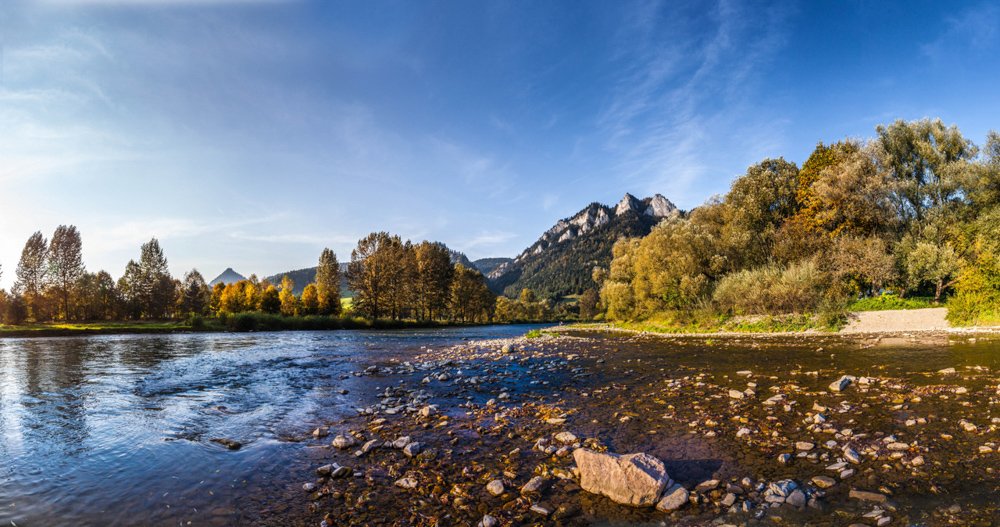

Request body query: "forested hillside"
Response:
[491, 211, 661, 299]
[473, 257, 512, 275]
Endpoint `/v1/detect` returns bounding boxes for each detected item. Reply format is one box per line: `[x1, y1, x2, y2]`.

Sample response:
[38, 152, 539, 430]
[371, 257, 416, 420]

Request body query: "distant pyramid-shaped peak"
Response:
[209, 267, 247, 287]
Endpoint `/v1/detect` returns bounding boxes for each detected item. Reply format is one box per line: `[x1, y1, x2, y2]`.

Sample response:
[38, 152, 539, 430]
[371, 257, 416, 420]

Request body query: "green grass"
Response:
[848, 293, 938, 311]
[525, 329, 543, 338]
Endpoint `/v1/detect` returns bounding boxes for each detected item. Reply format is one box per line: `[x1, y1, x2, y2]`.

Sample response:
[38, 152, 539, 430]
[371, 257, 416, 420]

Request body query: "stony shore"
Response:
[290, 329, 1000, 527]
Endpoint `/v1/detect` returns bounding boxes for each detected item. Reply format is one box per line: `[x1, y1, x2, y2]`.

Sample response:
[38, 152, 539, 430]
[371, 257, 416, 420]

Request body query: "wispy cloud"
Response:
[921, 3, 999, 63]
[597, 0, 794, 206]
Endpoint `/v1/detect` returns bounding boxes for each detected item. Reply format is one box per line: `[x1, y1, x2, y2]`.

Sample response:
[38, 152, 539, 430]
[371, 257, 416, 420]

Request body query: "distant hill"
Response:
[444, 245, 476, 270]
[488, 193, 678, 299]
[209, 268, 247, 287]
[473, 257, 512, 275]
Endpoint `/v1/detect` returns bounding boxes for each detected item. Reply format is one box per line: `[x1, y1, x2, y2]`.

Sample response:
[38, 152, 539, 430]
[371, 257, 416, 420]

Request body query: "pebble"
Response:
[796, 442, 815, 451]
[521, 476, 549, 494]
[394, 477, 417, 489]
[331, 435, 357, 450]
[486, 480, 504, 496]
[812, 476, 836, 488]
[655, 484, 689, 512]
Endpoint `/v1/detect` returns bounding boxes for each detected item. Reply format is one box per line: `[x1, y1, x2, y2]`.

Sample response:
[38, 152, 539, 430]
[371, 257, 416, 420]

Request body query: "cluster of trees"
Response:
[346, 233, 494, 323]
[207, 249, 343, 317]
[0, 230, 209, 324]
[0, 228, 496, 325]
[597, 119, 1000, 324]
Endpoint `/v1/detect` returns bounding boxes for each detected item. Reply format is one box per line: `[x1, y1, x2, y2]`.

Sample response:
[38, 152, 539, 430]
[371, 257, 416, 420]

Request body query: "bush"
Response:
[713, 260, 825, 315]
[946, 252, 1000, 326]
[849, 293, 935, 311]
[186, 314, 205, 329]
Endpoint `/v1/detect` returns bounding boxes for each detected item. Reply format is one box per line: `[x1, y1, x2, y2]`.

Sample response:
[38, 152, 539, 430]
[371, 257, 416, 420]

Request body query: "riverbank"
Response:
[0, 317, 500, 339]
[291, 329, 1000, 526]
[562, 308, 1000, 339]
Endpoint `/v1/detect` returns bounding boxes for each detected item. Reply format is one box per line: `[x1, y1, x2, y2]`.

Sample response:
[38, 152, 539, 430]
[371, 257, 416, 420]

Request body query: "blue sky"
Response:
[1, 0, 999, 287]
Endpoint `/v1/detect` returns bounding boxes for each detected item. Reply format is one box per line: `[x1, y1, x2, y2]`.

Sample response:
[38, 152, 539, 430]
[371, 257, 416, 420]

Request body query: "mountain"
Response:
[473, 257, 512, 275]
[488, 193, 678, 299]
[440, 244, 476, 270]
[209, 268, 247, 287]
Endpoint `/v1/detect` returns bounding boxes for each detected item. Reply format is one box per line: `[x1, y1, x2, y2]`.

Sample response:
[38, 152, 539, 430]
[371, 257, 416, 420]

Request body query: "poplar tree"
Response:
[48, 225, 85, 320]
[14, 231, 49, 321]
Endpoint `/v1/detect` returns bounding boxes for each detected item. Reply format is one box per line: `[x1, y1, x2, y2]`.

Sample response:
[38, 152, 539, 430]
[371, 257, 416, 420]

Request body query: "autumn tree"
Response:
[48, 225, 85, 320]
[279, 275, 297, 316]
[414, 242, 453, 320]
[261, 285, 281, 314]
[347, 232, 394, 320]
[210, 282, 226, 314]
[449, 264, 494, 322]
[14, 231, 50, 321]
[302, 284, 319, 315]
[316, 248, 342, 316]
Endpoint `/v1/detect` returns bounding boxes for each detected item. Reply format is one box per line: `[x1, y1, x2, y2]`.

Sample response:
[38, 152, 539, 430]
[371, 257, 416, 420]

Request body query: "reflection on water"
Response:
[0, 325, 542, 525]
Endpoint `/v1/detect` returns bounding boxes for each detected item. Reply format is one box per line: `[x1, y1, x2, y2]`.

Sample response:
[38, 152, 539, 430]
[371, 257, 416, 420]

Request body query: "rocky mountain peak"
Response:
[614, 193, 644, 216]
[643, 194, 678, 218]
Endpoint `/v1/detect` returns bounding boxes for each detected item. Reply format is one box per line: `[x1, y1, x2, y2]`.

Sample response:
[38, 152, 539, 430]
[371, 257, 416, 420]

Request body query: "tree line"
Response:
[0, 228, 496, 325]
[596, 118, 1000, 325]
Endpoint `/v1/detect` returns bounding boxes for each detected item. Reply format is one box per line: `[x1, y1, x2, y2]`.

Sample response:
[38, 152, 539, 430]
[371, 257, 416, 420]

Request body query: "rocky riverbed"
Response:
[281, 330, 1000, 526]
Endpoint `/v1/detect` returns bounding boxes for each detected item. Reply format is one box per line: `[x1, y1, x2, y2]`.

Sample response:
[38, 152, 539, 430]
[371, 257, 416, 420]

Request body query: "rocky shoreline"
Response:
[289, 330, 1000, 526]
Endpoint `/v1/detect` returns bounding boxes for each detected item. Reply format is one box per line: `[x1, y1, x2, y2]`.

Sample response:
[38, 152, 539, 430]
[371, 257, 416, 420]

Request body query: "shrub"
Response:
[714, 260, 825, 315]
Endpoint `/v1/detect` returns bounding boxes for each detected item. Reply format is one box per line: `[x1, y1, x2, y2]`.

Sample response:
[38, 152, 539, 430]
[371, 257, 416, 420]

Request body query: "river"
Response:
[0, 325, 543, 526]
[3, 328, 999, 526]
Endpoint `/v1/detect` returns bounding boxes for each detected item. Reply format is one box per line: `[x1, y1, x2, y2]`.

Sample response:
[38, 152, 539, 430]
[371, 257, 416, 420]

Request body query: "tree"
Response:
[14, 231, 49, 321]
[721, 157, 801, 270]
[117, 260, 143, 320]
[414, 242, 453, 320]
[302, 284, 319, 315]
[877, 118, 977, 229]
[136, 238, 174, 318]
[347, 232, 394, 320]
[48, 225, 85, 320]
[279, 275, 297, 316]
[316, 248, 342, 316]
[260, 285, 281, 314]
[179, 269, 209, 315]
[579, 288, 600, 320]
[210, 282, 226, 314]
[449, 264, 494, 322]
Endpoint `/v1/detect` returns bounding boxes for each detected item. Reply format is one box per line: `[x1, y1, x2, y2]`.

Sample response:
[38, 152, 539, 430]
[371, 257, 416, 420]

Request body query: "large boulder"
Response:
[573, 448, 670, 507]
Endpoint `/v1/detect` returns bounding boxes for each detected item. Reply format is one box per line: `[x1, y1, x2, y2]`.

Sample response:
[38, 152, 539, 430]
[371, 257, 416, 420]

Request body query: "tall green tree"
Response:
[14, 231, 49, 321]
[138, 238, 174, 318]
[179, 269, 210, 315]
[316, 248, 342, 316]
[48, 225, 85, 320]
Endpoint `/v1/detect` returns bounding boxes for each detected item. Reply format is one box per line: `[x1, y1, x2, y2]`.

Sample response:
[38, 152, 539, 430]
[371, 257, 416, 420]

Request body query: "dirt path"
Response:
[841, 307, 950, 333]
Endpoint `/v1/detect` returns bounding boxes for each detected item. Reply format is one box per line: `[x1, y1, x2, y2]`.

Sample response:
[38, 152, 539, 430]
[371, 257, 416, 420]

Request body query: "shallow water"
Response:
[0, 325, 544, 526]
[5, 328, 1000, 526]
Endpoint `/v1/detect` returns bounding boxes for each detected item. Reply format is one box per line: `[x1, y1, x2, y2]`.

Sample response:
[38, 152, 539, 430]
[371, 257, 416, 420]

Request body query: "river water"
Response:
[0, 325, 542, 526]
[4, 328, 1000, 526]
